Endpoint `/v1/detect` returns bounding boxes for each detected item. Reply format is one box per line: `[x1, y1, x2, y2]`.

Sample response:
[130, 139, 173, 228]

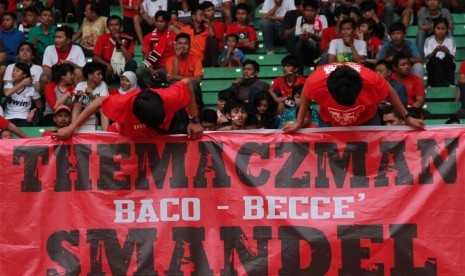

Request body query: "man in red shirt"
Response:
[0, 115, 29, 138]
[225, 3, 258, 54]
[391, 52, 425, 108]
[93, 15, 136, 83]
[283, 63, 425, 131]
[52, 78, 203, 139]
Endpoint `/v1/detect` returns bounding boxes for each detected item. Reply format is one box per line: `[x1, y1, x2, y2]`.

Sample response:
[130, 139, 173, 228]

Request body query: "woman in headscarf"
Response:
[109, 71, 138, 95]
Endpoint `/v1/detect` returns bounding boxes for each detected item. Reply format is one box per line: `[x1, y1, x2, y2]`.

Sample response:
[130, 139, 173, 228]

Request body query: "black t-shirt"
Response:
[282, 10, 298, 31]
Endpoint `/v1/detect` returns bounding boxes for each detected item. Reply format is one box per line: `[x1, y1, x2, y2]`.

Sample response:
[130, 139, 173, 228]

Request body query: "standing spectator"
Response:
[0, 12, 25, 64]
[260, 0, 295, 54]
[328, 18, 366, 63]
[4, 42, 43, 93]
[416, 0, 454, 57]
[225, 3, 257, 54]
[424, 18, 456, 87]
[283, 0, 304, 56]
[28, 8, 56, 64]
[93, 15, 136, 83]
[132, 0, 168, 45]
[199, 0, 232, 26]
[391, 52, 425, 108]
[375, 59, 408, 107]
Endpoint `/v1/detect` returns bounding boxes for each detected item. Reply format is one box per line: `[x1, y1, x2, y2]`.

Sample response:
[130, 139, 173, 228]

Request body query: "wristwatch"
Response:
[188, 115, 200, 123]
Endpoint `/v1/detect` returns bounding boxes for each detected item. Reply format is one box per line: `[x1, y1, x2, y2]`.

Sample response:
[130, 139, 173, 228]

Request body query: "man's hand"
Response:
[281, 121, 302, 133]
[31, 37, 41, 45]
[187, 122, 203, 139]
[51, 125, 75, 140]
[166, 73, 176, 83]
[405, 117, 426, 130]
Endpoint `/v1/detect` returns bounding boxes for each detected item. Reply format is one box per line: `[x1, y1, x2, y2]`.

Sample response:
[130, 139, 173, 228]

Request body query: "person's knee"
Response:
[260, 19, 272, 29]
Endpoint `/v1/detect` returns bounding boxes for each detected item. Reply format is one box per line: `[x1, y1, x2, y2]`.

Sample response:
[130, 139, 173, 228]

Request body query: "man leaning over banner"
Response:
[282, 63, 425, 131]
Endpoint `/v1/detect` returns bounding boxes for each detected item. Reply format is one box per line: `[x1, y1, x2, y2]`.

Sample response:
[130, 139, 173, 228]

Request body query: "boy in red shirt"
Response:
[225, 3, 258, 54]
[282, 63, 425, 132]
[201, 1, 225, 67]
[391, 52, 425, 108]
[42, 105, 72, 136]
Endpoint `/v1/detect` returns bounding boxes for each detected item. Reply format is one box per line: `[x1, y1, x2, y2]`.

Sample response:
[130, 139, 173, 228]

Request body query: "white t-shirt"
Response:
[199, 0, 232, 18]
[3, 83, 41, 120]
[4, 64, 43, 85]
[424, 35, 456, 60]
[42, 45, 86, 68]
[328, 38, 367, 63]
[142, 0, 167, 17]
[261, 0, 295, 18]
[295, 15, 328, 36]
[75, 81, 109, 109]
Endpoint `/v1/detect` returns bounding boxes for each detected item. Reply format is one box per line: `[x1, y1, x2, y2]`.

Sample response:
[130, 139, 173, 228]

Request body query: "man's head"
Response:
[54, 105, 72, 128]
[224, 97, 248, 129]
[200, 1, 215, 20]
[381, 106, 405, 126]
[154, 10, 170, 31]
[426, 0, 441, 11]
[375, 59, 393, 80]
[39, 8, 54, 26]
[175, 32, 191, 57]
[225, 33, 239, 49]
[302, 0, 319, 21]
[0, 129, 12, 139]
[360, 18, 375, 36]
[360, 0, 378, 19]
[392, 52, 411, 77]
[191, 7, 205, 24]
[200, 108, 217, 131]
[281, 55, 299, 76]
[24, 6, 39, 26]
[327, 65, 363, 106]
[21, 0, 35, 9]
[333, 5, 350, 24]
[51, 63, 75, 83]
[339, 18, 356, 38]
[294, 0, 304, 15]
[235, 3, 250, 23]
[389, 22, 407, 45]
[107, 15, 122, 33]
[54, 26, 73, 50]
[133, 90, 166, 129]
[242, 59, 260, 80]
[2, 12, 16, 30]
[84, 2, 100, 21]
[17, 42, 35, 64]
[82, 62, 103, 84]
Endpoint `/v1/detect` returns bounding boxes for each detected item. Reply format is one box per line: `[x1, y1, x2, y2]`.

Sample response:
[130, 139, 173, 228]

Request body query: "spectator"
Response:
[132, 0, 168, 45]
[216, 89, 233, 129]
[358, 18, 383, 69]
[41, 105, 72, 136]
[0, 12, 25, 64]
[377, 22, 424, 79]
[382, 0, 422, 29]
[225, 3, 257, 54]
[93, 15, 136, 83]
[294, 0, 327, 67]
[391, 52, 425, 108]
[28, 8, 56, 64]
[0, 129, 13, 138]
[416, 0, 454, 57]
[226, 59, 270, 108]
[72, 2, 109, 56]
[260, 0, 296, 54]
[457, 60, 465, 117]
[320, 5, 350, 65]
[18, 6, 40, 40]
[283, 0, 304, 55]
[349, 6, 362, 25]
[251, 90, 279, 129]
[199, 1, 223, 67]
[424, 18, 455, 87]
[375, 59, 408, 107]
[199, 0, 232, 26]
[52, 78, 203, 139]
[0, 114, 29, 138]
[199, 108, 217, 131]
[219, 33, 246, 67]
[75, 0, 111, 25]
[328, 18, 366, 64]
[4, 42, 43, 93]
[380, 105, 405, 125]
[109, 71, 138, 95]
[217, 97, 248, 130]
[16, 0, 43, 23]
[360, 0, 387, 41]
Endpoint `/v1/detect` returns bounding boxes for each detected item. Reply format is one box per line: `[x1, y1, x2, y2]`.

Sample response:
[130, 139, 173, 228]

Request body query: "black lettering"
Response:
[46, 230, 81, 275]
[97, 144, 131, 190]
[13, 146, 49, 192]
[375, 141, 413, 187]
[194, 141, 230, 188]
[53, 144, 92, 191]
[275, 142, 310, 188]
[418, 138, 458, 184]
[236, 142, 270, 187]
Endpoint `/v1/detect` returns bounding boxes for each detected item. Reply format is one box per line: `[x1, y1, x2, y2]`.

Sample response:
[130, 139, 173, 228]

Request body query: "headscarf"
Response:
[118, 71, 138, 94]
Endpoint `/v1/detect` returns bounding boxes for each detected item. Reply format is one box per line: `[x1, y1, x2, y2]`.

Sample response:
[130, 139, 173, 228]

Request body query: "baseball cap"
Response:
[54, 105, 71, 115]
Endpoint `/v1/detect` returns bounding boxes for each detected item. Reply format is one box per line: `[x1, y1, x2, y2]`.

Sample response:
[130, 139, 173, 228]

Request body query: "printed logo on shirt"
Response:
[238, 32, 249, 39]
[7, 98, 28, 107]
[323, 63, 362, 75]
[328, 105, 365, 125]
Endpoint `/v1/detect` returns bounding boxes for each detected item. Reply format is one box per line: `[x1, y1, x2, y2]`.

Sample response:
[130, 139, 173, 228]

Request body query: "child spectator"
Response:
[0, 114, 29, 138]
[41, 63, 75, 125]
[391, 52, 425, 108]
[279, 84, 319, 129]
[199, 108, 217, 131]
[217, 97, 248, 131]
[3, 62, 42, 126]
[294, 0, 327, 67]
[72, 62, 110, 131]
[219, 33, 246, 67]
[18, 6, 39, 40]
[416, 0, 454, 57]
[4, 42, 43, 93]
[260, 0, 296, 54]
[0, 12, 25, 64]
[328, 18, 366, 64]
[424, 18, 456, 87]
[216, 89, 232, 129]
[132, 0, 168, 45]
[377, 22, 424, 79]
[109, 71, 138, 95]
[93, 15, 136, 83]
[199, 0, 232, 26]
[41, 105, 72, 136]
[252, 91, 279, 129]
[375, 59, 408, 107]
[358, 18, 383, 69]
[360, 0, 387, 41]
[72, 2, 109, 56]
[200, 1, 225, 67]
[0, 129, 13, 138]
[28, 8, 55, 64]
[225, 3, 257, 54]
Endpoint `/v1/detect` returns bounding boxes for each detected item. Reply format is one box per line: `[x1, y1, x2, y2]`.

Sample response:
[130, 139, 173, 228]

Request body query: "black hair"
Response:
[334, 5, 350, 18]
[349, 7, 361, 19]
[86, 2, 101, 16]
[392, 52, 410, 67]
[281, 54, 299, 68]
[133, 90, 166, 129]
[235, 3, 250, 14]
[200, 108, 217, 124]
[199, 0, 214, 10]
[55, 25, 74, 39]
[17, 41, 36, 56]
[82, 62, 103, 80]
[294, 0, 304, 7]
[243, 59, 260, 72]
[245, 114, 259, 127]
[155, 10, 170, 22]
[225, 33, 239, 43]
[326, 66, 363, 106]
[376, 59, 393, 71]
[3, 11, 17, 20]
[360, 0, 378, 13]
[380, 105, 402, 119]
[107, 15, 122, 26]
[218, 89, 234, 102]
[224, 97, 247, 116]
[302, 0, 319, 10]
[0, 0, 8, 7]
[292, 84, 304, 98]
[24, 6, 39, 16]
[389, 21, 406, 34]
[433, 17, 449, 29]
[253, 91, 277, 114]
[191, 6, 202, 17]
[176, 32, 191, 43]
[445, 115, 460, 124]
[40, 7, 53, 15]
[407, 107, 424, 119]
[339, 18, 357, 30]
[14, 62, 31, 78]
[51, 63, 74, 83]
[360, 18, 375, 33]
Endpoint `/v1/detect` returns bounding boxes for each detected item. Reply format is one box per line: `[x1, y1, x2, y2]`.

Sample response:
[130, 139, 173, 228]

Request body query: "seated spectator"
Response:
[0, 12, 25, 64]
[199, 108, 217, 131]
[41, 63, 75, 125]
[320, 5, 350, 65]
[216, 89, 233, 129]
[0, 129, 13, 138]
[93, 15, 136, 83]
[217, 97, 248, 131]
[219, 33, 246, 67]
[199, 0, 232, 26]
[382, 0, 422, 28]
[72, 2, 109, 56]
[377, 22, 424, 79]
[4, 42, 43, 93]
[375, 59, 408, 107]
[16, 0, 43, 23]
[358, 18, 383, 69]
[132, 0, 168, 45]
[360, 0, 387, 41]
[380, 105, 405, 126]
[416, 0, 454, 57]
[42, 25, 86, 83]
[3, 62, 42, 126]
[41, 105, 72, 136]
[52, 78, 203, 139]
[199, 1, 224, 67]
[28, 8, 56, 64]
[18, 6, 40, 40]
[225, 3, 257, 54]
[294, 0, 327, 67]
[391, 52, 425, 108]
[0, 114, 29, 138]
[137, 10, 175, 89]
[260, 0, 296, 54]
[279, 84, 319, 129]
[328, 18, 366, 64]
[109, 71, 138, 95]
[72, 62, 110, 131]
[251, 91, 279, 129]
[226, 59, 270, 109]
[283, 0, 304, 55]
[424, 18, 456, 87]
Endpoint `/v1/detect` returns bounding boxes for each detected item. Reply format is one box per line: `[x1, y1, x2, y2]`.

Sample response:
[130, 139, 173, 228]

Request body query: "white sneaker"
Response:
[266, 50, 275, 55]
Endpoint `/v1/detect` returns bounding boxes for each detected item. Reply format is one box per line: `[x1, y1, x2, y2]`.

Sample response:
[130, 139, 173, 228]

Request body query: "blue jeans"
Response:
[260, 19, 284, 51]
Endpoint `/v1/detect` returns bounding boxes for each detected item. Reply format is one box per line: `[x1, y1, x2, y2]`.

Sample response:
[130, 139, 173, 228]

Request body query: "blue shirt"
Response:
[389, 79, 408, 107]
[0, 28, 25, 64]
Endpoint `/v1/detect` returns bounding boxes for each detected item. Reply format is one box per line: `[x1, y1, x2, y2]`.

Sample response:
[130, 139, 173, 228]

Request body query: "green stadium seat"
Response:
[423, 101, 460, 116]
[452, 13, 465, 24]
[244, 54, 287, 65]
[453, 24, 465, 35]
[22, 127, 56, 138]
[203, 67, 243, 79]
[456, 50, 465, 61]
[424, 119, 449, 125]
[406, 26, 418, 37]
[425, 86, 456, 100]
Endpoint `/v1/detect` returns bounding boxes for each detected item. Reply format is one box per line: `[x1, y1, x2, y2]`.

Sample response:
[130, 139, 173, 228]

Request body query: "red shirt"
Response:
[44, 82, 75, 110]
[366, 36, 383, 58]
[391, 73, 425, 107]
[212, 21, 225, 48]
[225, 23, 258, 49]
[101, 81, 190, 138]
[166, 54, 203, 78]
[271, 75, 306, 98]
[180, 25, 209, 59]
[93, 33, 135, 62]
[396, 0, 422, 8]
[141, 29, 175, 68]
[122, 0, 140, 18]
[458, 61, 465, 75]
[0, 116, 9, 130]
[304, 63, 389, 126]
[321, 27, 340, 51]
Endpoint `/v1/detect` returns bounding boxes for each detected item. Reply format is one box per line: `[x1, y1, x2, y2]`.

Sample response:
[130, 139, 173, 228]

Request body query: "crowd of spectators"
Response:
[0, 0, 464, 139]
